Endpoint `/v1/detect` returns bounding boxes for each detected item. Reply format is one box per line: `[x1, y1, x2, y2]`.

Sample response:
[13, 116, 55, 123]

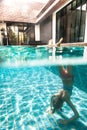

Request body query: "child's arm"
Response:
[48, 37, 63, 48]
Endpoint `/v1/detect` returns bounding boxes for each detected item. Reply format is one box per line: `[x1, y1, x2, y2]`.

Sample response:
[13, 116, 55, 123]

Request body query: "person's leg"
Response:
[66, 65, 73, 75]
[58, 66, 65, 75]
[57, 37, 63, 46]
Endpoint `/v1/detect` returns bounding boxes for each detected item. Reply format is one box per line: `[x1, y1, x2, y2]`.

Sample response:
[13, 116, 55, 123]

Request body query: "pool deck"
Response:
[60, 42, 87, 47]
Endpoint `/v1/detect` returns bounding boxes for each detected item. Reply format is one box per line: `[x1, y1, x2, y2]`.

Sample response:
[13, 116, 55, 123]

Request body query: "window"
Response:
[56, 0, 86, 43]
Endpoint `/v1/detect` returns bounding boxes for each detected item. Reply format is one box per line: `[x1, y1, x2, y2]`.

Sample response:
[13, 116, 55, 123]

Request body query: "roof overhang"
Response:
[36, 0, 72, 24]
[0, 0, 73, 24]
[0, 0, 47, 24]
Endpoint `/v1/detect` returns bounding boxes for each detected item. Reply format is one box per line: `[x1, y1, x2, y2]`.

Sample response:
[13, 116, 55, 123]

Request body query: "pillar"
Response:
[52, 12, 56, 45]
[35, 24, 40, 41]
[84, 2, 87, 58]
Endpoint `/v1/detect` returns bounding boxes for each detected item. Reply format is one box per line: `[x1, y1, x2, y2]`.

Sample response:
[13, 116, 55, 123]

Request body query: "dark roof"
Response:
[0, 0, 47, 23]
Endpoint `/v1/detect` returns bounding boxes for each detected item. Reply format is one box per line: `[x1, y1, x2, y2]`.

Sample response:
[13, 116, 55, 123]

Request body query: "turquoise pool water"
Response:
[0, 45, 86, 67]
[0, 46, 87, 130]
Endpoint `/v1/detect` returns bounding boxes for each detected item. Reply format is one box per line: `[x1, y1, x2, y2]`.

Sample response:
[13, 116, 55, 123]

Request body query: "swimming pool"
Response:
[0, 46, 87, 130]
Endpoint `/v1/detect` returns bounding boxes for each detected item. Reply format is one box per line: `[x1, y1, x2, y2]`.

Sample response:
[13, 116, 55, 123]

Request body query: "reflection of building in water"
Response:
[84, 47, 87, 58]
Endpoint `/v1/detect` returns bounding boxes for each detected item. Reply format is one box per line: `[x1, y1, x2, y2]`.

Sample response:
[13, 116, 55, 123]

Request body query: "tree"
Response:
[7, 27, 17, 45]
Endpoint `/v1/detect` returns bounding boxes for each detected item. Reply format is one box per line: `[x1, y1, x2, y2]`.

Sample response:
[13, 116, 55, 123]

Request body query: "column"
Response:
[35, 24, 40, 41]
[52, 12, 56, 45]
[84, 2, 87, 58]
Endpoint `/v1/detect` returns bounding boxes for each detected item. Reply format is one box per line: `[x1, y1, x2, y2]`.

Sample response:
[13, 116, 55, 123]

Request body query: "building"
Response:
[36, 0, 87, 44]
[0, 0, 87, 45]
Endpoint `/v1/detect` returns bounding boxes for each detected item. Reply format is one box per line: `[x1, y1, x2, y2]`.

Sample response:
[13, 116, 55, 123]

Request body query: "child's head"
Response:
[50, 94, 63, 113]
